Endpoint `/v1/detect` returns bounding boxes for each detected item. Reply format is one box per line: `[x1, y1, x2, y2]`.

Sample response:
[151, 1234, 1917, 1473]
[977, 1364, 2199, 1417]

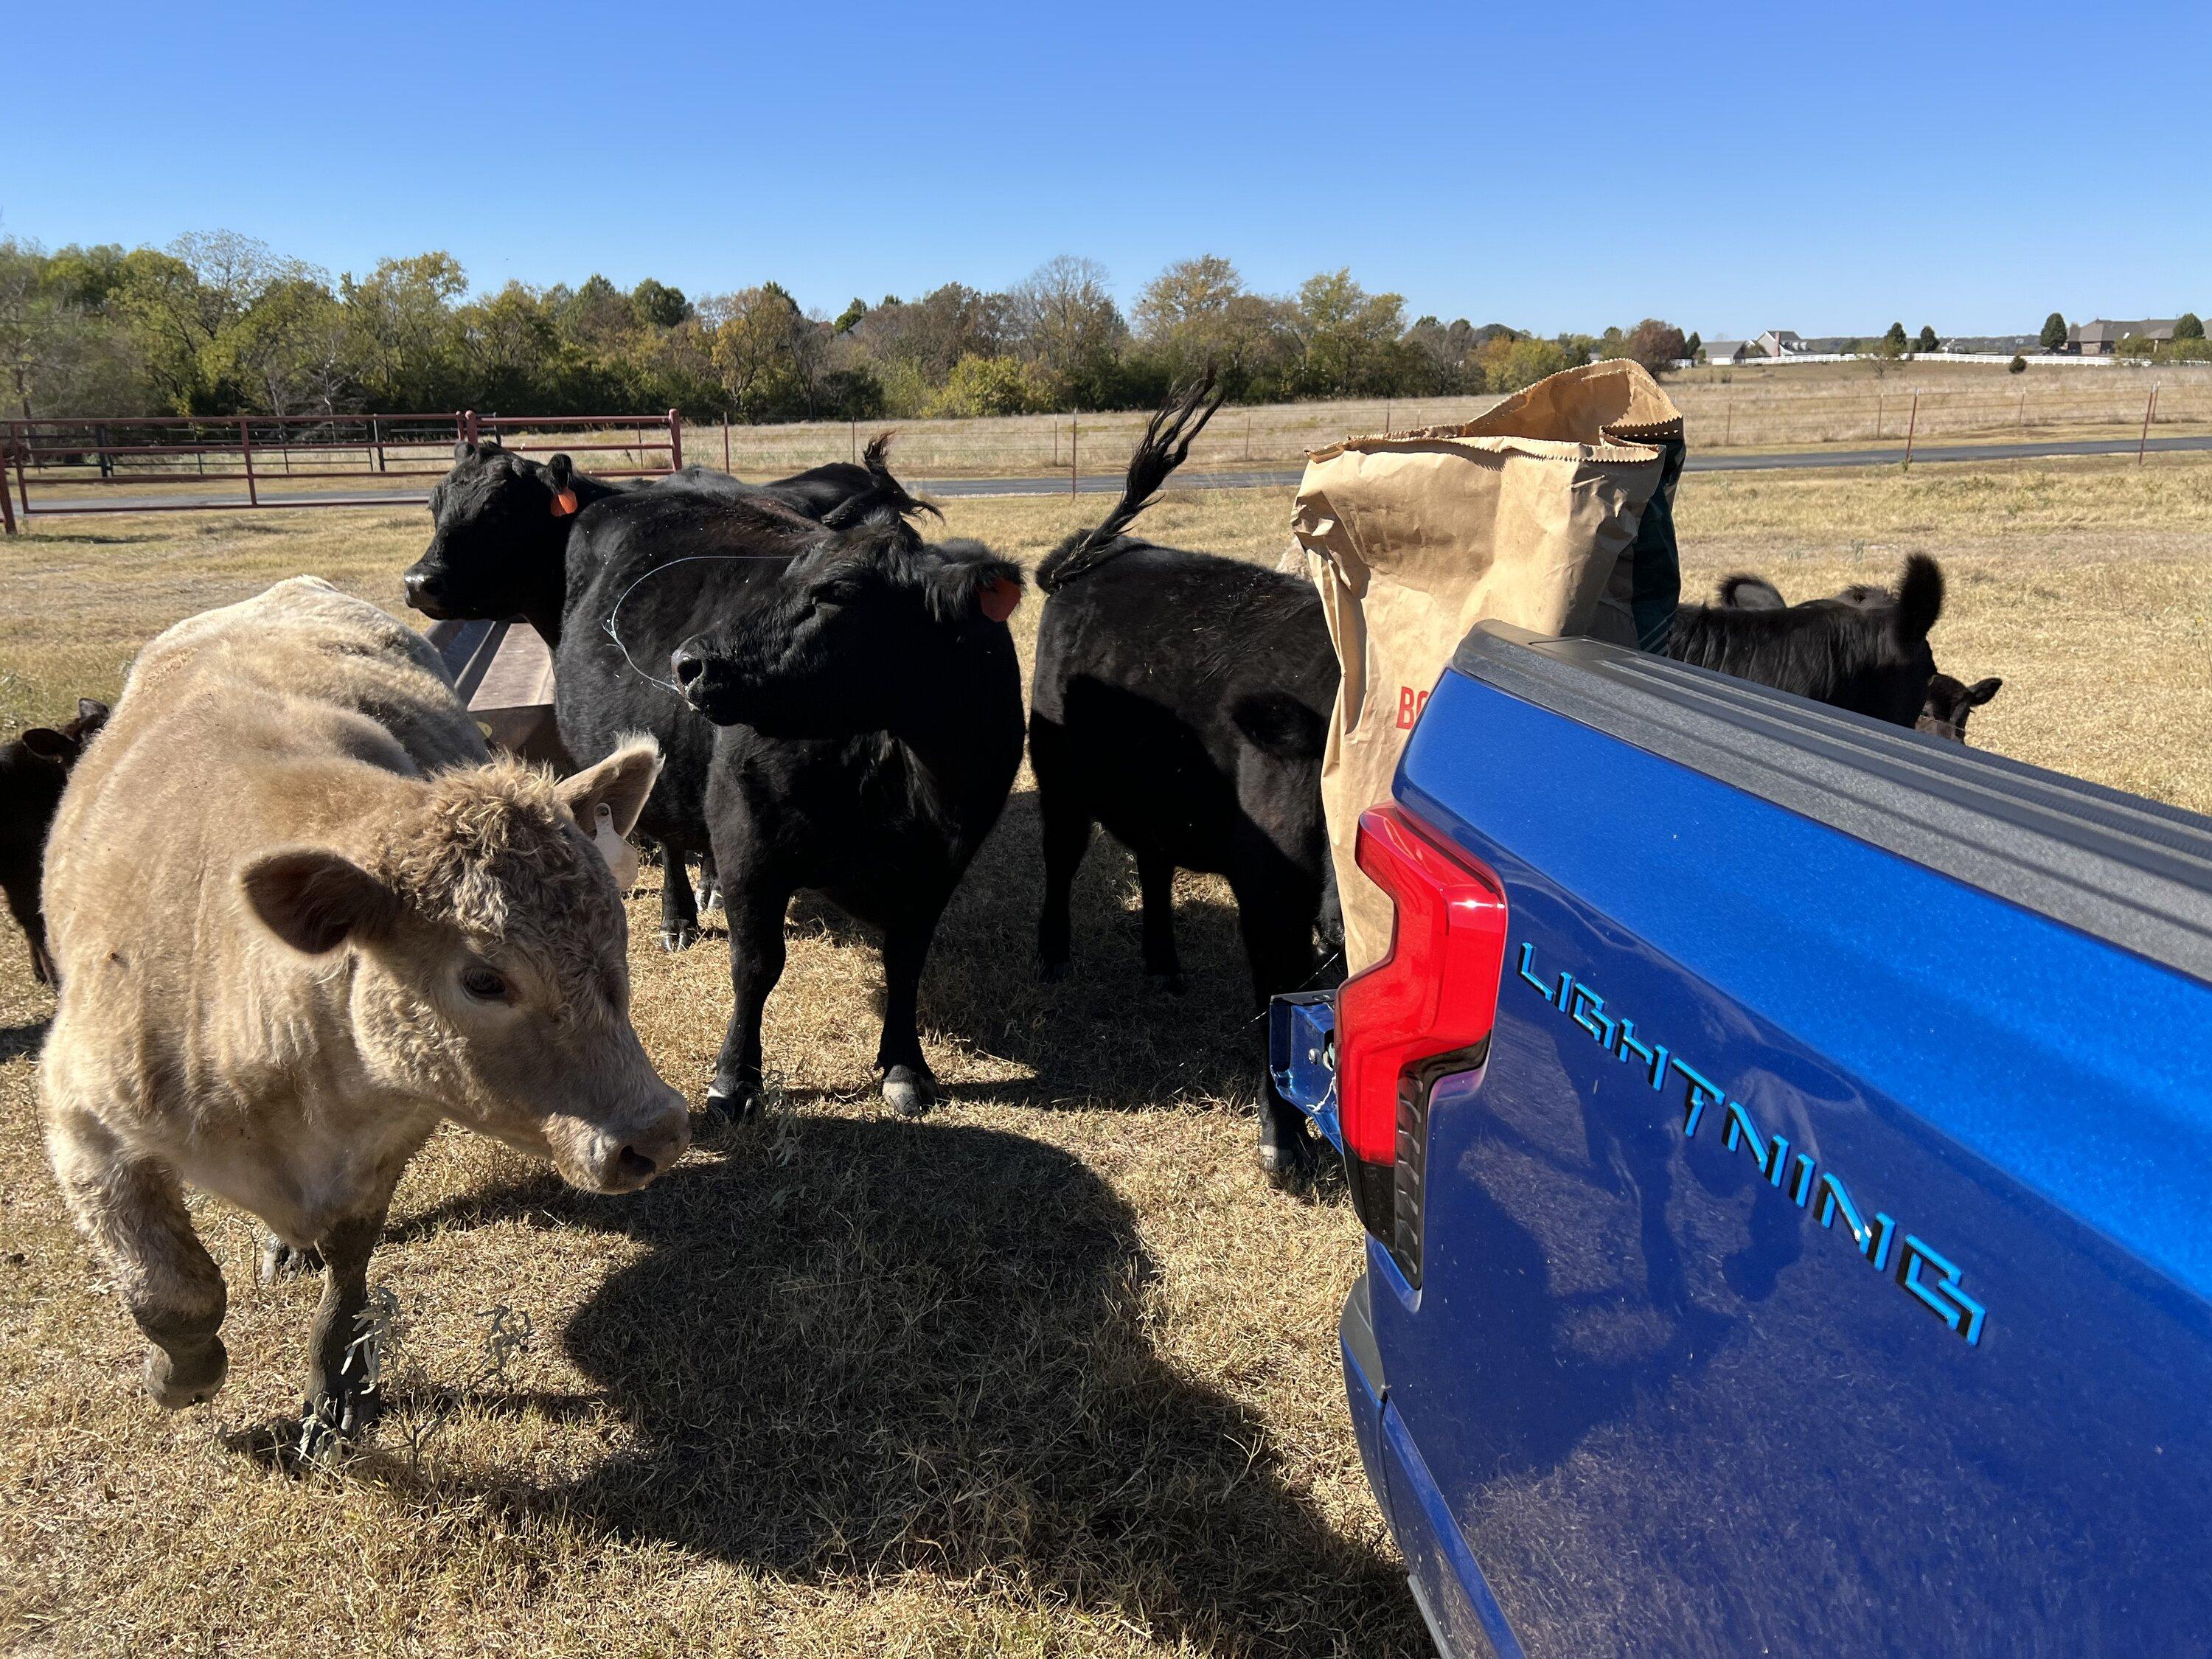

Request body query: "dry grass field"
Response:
[1, 453, 2208, 1656]
[15, 359, 2212, 514]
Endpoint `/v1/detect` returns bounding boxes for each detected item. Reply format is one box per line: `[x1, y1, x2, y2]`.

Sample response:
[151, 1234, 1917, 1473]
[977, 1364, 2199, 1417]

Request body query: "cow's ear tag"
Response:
[979, 578, 1020, 622]
[591, 801, 640, 893]
[552, 488, 580, 518]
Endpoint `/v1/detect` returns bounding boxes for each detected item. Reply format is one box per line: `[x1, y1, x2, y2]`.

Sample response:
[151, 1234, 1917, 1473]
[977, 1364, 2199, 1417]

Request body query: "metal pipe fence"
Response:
[1, 409, 684, 529]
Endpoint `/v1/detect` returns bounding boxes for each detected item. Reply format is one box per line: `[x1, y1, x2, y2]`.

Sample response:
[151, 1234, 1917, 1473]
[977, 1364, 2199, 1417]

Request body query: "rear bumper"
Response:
[1267, 991, 1341, 1152]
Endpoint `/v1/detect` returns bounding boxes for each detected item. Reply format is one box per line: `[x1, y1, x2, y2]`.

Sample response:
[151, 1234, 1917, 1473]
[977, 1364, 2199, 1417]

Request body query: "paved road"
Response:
[20, 432, 2212, 516]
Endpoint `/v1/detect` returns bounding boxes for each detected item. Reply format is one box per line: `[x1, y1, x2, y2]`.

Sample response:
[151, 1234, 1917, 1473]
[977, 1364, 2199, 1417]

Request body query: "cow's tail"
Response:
[823, 432, 942, 529]
[1893, 554, 1944, 644]
[1717, 572, 1786, 610]
[1035, 370, 1224, 593]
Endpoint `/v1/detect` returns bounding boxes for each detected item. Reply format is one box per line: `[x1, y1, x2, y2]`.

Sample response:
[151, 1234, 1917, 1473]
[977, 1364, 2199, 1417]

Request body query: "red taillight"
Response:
[1336, 805, 1511, 1284]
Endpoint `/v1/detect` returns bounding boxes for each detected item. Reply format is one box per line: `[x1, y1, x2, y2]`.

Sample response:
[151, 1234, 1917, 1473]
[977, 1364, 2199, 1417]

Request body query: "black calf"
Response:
[672, 514, 1025, 1119]
[1669, 555, 1945, 727]
[401, 436, 928, 949]
[1918, 672, 2003, 742]
[2, 699, 109, 985]
[1029, 378, 1342, 1183]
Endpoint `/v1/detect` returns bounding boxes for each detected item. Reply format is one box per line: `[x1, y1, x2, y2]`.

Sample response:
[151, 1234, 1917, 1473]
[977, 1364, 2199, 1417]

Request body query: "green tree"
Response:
[832, 297, 869, 334]
[339, 253, 470, 409]
[629, 279, 689, 330]
[1293, 268, 1407, 396]
[2176, 313, 2205, 341]
[1916, 325, 1939, 353]
[1684, 331, 1702, 360]
[2008, 355, 2027, 374]
[1883, 321, 1907, 351]
[2040, 312, 2068, 351]
[1010, 255, 1127, 407]
[926, 353, 1040, 417]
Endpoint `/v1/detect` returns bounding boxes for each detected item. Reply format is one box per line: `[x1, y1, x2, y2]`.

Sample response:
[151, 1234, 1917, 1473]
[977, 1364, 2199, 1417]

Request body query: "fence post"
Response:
[667, 409, 683, 473]
[723, 414, 731, 473]
[369, 415, 383, 475]
[1875, 393, 1882, 440]
[2019, 392, 2026, 435]
[850, 419, 858, 465]
[240, 417, 259, 506]
[1070, 410, 1078, 498]
[462, 408, 480, 449]
[0, 431, 16, 535]
[1901, 392, 1919, 470]
[1723, 401, 1733, 446]
[2139, 386, 2157, 465]
[11, 425, 31, 526]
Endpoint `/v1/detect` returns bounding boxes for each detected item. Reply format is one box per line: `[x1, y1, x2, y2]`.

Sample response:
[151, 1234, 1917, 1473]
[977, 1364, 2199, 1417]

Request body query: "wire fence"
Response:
[7, 373, 2210, 532]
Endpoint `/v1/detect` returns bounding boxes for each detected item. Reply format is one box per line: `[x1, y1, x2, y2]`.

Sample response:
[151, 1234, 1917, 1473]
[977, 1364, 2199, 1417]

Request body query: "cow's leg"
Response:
[4, 879, 52, 988]
[1137, 850, 1183, 992]
[877, 908, 944, 1119]
[708, 877, 791, 1120]
[696, 849, 722, 914]
[1034, 787, 1092, 983]
[299, 1201, 393, 1453]
[1234, 880, 1324, 1188]
[46, 1107, 228, 1408]
[659, 842, 700, 952]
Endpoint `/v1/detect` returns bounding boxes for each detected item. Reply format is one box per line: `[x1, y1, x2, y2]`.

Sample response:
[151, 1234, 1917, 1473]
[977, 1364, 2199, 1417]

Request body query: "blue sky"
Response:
[7, 1, 2203, 338]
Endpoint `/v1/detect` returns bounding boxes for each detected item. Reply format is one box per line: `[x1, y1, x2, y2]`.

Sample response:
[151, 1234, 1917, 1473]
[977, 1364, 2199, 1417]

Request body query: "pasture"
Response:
[2, 453, 2209, 1655]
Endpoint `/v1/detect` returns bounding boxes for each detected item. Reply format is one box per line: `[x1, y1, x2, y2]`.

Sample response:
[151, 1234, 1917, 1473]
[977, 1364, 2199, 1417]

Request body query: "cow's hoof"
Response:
[882, 1066, 938, 1119]
[703, 1077, 762, 1122]
[661, 923, 700, 953]
[145, 1337, 228, 1410]
[1257, 1129, 1319, 1191]
[698, 881, 723, 913]
[297, 1386, 380, 1461]
[258, 1237, 322, 1284]
[1147, 970, 1187, 995]
[1035, 955, 1068, 984]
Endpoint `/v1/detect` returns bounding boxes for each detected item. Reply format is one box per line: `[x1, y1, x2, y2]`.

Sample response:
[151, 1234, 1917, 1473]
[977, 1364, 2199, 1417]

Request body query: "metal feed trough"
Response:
[426, 619, 569, 769]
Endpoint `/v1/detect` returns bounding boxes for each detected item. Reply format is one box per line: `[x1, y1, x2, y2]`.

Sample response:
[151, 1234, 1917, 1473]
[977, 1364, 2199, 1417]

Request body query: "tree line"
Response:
[0, 232, 1694, 424]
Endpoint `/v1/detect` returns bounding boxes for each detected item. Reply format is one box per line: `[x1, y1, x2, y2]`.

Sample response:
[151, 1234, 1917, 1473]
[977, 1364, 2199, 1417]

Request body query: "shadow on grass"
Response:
[378, 1117, 1423, 1655]
[0, 1017, 52, 1063]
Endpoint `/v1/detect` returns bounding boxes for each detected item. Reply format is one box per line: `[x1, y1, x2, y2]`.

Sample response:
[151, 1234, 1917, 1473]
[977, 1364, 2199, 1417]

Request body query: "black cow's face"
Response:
[1916, 674, 2003, 742]
[404, 442, 574, 621]
[672, 538, 1021, 739]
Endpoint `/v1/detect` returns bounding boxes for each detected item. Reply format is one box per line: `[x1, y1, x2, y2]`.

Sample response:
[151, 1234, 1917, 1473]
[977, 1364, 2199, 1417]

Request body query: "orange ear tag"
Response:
[552, 488, 580, 517]
[979, 578, 1021, 622]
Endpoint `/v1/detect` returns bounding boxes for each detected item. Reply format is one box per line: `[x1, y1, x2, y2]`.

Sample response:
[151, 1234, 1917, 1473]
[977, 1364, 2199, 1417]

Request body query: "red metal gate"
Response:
[0, 408, 684, 532]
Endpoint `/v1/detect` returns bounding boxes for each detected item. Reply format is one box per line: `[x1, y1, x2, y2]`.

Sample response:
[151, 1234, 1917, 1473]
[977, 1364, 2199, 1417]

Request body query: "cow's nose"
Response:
[670, 646, 706, 689]
[403, 568, 446, 609]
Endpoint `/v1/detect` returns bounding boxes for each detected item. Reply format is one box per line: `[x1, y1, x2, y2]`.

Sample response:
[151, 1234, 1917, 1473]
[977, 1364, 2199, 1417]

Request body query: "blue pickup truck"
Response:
[1270, 622, 2212, 1656]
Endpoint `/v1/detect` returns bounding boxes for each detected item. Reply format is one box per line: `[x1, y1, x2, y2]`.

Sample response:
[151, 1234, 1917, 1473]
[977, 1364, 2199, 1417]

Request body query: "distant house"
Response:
[2067, 319, 2177, 355]
[1701, 338, 1750, 364]
[1755, 330, 1807, 358]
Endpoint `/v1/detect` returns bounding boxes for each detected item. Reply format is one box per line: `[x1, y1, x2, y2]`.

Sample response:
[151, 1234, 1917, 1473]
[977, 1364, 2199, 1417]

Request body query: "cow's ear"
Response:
[558, 737, 661, 840]
[1966, 677, 2003, 705]
[546, 453, 579, 517]
[241, 849, 400, 956]
[77, 698, 109, 729]
[929, 556, 1023, 625]
[19, 728, 74, 763]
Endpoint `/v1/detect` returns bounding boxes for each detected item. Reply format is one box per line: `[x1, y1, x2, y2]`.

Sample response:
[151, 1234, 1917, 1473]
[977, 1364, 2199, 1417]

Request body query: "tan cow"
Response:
[39, 577, 689, 1444]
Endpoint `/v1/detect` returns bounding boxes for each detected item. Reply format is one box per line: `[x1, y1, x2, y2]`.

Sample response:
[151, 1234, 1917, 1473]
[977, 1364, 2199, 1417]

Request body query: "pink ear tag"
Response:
[980, 578, 1021, 622]
[552, 488, 580, 517]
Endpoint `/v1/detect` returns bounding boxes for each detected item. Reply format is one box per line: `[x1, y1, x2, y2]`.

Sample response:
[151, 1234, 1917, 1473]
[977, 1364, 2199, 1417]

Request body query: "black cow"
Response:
[1029, 378, 1341, 1183]
[402, 437, 931, 947]
[2, 698, 109, 985]
[1916, 672, 2004, 742]
[1668, 555, 1946, 728]
[669, 507, 1026, 1119]
[1714, 570, 1995, 738]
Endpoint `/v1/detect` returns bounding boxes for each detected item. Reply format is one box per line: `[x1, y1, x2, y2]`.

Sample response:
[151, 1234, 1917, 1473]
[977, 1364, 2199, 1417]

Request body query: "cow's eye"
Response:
[461, 964, 508, 1002]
